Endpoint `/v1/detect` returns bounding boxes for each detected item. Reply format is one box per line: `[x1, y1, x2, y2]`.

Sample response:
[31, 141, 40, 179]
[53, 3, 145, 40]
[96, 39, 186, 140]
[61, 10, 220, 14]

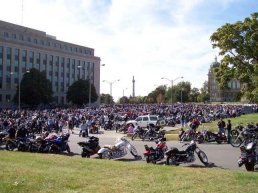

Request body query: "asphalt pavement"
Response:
[65, 126, 257, 172]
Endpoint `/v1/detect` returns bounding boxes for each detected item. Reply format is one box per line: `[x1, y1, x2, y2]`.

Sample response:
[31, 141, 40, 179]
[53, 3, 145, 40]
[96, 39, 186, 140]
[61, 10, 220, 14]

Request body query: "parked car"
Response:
[126, 115, 165, 128]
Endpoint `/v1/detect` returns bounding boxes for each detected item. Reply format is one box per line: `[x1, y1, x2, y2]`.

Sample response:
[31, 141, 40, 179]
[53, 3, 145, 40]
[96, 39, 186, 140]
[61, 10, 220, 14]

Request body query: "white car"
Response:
[126, 115, 165, 128]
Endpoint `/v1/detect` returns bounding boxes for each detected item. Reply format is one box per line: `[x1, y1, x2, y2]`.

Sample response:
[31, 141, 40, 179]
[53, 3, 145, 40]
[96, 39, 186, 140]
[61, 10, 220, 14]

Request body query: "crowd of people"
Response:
[0, 103, 257, 140]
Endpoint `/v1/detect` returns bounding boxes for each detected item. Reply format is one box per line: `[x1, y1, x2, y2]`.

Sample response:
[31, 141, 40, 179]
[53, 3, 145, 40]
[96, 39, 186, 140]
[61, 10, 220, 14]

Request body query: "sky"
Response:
[0, 0, 257, 101]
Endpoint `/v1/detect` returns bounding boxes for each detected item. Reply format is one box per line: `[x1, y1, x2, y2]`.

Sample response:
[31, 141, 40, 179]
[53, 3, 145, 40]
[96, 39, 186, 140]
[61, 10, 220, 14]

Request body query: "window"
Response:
[0, 94, 2, 102]
[34, 39, 37, 44]
[27, 37, 31, 42]
[4, 32, 9, 38]
[6, 94, 11, 102]
[19, 35, 24, 41]
[12, 34, 16, 39]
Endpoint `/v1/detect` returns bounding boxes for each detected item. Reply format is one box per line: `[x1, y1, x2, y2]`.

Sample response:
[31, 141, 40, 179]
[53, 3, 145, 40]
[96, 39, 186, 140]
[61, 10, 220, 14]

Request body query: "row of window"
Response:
[0, 94, 65, 104]
[0, 46, 96, 92]
[1, 31, 93, 56]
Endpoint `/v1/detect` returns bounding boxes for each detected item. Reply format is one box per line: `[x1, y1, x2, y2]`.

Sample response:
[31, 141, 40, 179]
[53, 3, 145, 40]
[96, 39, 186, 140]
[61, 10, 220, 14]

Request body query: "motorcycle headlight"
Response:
[246, 142, 254, 150]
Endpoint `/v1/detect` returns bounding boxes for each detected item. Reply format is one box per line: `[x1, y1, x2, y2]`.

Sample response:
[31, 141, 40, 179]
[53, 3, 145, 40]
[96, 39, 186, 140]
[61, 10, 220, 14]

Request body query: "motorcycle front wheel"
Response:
[197, 150, 209, 165]
[130, 145, 138, 157]
[131, 133, 137, 141]
[6, 141, 16, 151]
[230, 136, 243, 147]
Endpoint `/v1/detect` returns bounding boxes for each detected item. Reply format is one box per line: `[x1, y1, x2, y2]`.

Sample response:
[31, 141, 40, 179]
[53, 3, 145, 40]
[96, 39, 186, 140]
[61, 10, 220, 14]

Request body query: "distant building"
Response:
[208, 57, 241, 102]
[0, 20, 101, 107]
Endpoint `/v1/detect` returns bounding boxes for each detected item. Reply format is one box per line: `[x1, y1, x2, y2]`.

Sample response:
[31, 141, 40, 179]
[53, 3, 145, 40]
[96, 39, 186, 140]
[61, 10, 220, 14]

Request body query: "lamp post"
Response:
[103, 79, 120, 103]
[123, 88, 128, 97]
[11, 69, 30, 111]
[161, 76, 183, 104]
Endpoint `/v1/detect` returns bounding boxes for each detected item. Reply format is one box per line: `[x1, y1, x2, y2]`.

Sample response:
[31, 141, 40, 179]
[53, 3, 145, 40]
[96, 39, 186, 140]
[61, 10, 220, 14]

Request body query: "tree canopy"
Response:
[210, 12, 258, 102]
[13, 68, 53, 107]
[66, 79, 98, 106]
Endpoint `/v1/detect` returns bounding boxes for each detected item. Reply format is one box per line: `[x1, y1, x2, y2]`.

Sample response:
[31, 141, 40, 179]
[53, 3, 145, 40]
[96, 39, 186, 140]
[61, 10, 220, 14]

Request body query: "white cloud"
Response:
[0, 0, 250, 101]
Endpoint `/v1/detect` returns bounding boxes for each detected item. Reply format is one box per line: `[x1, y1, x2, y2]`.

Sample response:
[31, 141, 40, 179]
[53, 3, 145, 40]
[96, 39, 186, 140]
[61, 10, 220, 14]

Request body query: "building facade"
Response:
[208, 57, 241, 102]
[0, 20, 101, 108]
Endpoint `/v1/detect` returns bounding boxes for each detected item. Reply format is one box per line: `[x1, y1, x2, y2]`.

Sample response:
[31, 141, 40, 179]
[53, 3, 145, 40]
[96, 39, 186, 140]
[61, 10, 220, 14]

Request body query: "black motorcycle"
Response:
[131, 126, 146, 140]
[197, 130, 227, 144]
[78, 136, 100, 158]
[165, 140, 208, 166]
[238, 134, 257, 171]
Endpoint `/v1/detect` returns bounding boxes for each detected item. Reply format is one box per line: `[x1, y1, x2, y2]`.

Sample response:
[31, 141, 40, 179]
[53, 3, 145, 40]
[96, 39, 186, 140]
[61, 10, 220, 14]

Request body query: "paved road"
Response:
[66, 127, 254, 172]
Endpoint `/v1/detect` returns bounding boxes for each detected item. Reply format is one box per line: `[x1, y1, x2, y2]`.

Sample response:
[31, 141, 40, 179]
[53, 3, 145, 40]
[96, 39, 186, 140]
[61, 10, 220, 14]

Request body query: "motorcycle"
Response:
[98, 137, 142, 160]
[0, 130, 8, 146]
[238, 135, 258, 171]
[48, 133, 71, 154]
[78, 136, 100, 158]
[131, 126, 146, 140]
[197, 130, 227, 144]
[143, 137, 167, 164]
[165, 140, 209, 166]
[179, 128, 197, 142]
[142, 124, 166, 141]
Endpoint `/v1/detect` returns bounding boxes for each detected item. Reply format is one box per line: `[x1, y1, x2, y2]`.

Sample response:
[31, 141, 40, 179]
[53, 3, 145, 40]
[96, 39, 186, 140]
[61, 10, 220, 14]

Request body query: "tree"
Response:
[189, 87, 200, 102]
[118, 96, 129, 104]
[197, 81, 210, 102]
[173, 81, 191, 103]
[13, 68, 53, 107]
[210, 12, 258, 102]
[147, 85, 166, 103]
[100, 94, 113, 104]
[66, 79, 98, 106]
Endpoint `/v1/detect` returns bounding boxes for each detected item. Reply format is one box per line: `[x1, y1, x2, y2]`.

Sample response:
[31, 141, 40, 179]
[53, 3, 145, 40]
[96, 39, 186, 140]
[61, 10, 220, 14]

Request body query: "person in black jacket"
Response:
[217, 118, 226, 134]
[226, 120, 232, 144]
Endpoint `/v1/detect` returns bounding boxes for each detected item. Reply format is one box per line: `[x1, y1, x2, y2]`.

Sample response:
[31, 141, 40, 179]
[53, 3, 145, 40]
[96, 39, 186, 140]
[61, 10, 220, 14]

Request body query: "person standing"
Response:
[217, 118, 226, 134]
[226, 120, 232, 144]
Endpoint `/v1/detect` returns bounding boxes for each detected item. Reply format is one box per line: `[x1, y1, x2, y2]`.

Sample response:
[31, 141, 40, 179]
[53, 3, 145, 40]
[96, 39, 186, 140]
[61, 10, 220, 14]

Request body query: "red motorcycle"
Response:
[143, 138, 167, 164]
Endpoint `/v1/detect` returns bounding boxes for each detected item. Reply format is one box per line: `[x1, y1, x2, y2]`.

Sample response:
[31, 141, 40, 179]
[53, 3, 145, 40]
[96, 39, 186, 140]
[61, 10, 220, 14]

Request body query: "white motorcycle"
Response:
[98, 137, 142, 160]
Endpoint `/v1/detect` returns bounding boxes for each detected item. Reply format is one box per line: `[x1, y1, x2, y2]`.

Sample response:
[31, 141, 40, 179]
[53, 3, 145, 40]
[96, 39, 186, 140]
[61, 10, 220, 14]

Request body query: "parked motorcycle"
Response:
[197, 130, 227, 144]
[142, 124, 165, 141]
[98, 137, 142, 160]
[179, 128, 197, 142]
[165, 140, 209, 166]
[78, 136, 100, 158]
[143, 137, 167, 164]
[238, 134, 258, 171]
[131, 126, 146, 140]
[48, 133, 71, 154]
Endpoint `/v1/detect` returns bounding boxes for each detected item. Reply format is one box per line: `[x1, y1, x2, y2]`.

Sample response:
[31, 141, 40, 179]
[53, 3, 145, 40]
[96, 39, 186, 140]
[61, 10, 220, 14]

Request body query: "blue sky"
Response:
[0, 0, 257, 101]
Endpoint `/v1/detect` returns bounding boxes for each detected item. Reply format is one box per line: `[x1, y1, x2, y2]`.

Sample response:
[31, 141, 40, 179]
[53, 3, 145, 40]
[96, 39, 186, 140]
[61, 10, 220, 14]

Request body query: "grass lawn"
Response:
[165, 113, 258, 140]
[0, 151, 258, 193]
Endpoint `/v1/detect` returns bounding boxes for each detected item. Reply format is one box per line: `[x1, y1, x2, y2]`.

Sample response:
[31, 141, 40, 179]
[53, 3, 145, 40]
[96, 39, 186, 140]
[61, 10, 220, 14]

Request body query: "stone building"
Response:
[208, 57, 241, 102]
[0, 20, 101, 108]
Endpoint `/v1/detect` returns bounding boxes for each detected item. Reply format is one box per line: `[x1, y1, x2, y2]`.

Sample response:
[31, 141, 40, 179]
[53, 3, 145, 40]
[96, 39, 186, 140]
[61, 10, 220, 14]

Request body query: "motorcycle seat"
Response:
[104, 145, 118, 152]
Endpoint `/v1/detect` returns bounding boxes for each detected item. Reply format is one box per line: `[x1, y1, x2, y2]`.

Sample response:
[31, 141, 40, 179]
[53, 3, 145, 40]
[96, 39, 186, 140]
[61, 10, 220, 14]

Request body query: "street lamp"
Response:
[123, 88, 128, 97]
[161, 76, 183, 104]
[11, 69, 30, 111]
[103, 79, 120, 102]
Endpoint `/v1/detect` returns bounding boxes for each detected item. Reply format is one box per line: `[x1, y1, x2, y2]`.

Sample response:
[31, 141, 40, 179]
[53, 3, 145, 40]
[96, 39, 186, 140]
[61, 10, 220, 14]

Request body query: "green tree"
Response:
[197, 81, 210, 102]
[118, 96, 129, 104]
[100, 94, 113, 104]
[147, 85, 166, 103]
[13, 68, 53, 107]
[189, 87, 200, 102]
[173, 81, 191, 103]
[66, 79, 98, 106]
[210, 12, 258, 102]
